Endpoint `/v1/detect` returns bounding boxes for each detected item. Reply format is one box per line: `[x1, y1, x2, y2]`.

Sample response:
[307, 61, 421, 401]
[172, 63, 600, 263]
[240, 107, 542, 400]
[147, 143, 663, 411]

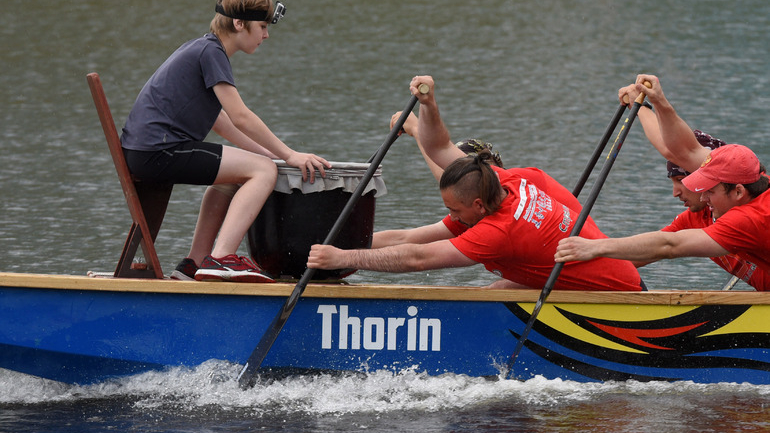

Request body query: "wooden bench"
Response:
[87, 72, 172, 278]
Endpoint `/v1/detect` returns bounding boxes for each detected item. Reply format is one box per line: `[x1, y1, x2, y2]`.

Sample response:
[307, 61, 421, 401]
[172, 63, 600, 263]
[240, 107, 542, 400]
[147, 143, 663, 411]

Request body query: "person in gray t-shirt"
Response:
[121, 0, 330, 283]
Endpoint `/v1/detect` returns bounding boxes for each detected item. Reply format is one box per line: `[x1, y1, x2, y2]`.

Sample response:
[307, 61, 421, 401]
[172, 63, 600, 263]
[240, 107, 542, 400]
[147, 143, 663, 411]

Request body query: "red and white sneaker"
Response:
[194, 255, 275, 283]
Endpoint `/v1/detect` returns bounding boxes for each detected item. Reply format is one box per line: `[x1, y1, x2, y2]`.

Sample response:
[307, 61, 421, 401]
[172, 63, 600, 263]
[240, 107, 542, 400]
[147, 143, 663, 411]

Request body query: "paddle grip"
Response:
[622, 81, 652, 105]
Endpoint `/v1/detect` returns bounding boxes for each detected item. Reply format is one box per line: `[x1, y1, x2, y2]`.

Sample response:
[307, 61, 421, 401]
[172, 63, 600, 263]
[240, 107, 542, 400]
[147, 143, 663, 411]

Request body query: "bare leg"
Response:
[186, 186, 234, 265]
[209, 146, 277, 258]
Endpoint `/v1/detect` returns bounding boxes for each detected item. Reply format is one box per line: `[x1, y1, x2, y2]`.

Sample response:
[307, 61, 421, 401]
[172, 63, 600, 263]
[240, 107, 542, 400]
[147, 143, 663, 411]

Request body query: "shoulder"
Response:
[753, 188, 770, 205]
[495, 166, 546, 178]
[167, 34, 229, 68]
[176, 34, 219, 53]
[450, 219, 511, 257]
[175, 34, 228, 63]
[664, 208, 711, 231]
[199, 34, 228, 58]
[693, 129, 728, 149]
[442, 214, 467, 237]
[722, 190, 770, 221]
[495, 167, 525, 188]
[704, 198, 769, 241]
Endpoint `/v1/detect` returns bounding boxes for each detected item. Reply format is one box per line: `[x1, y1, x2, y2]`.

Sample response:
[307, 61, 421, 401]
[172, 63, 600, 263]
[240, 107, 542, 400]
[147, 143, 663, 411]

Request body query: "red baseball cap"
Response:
[682, 144, 761, 192]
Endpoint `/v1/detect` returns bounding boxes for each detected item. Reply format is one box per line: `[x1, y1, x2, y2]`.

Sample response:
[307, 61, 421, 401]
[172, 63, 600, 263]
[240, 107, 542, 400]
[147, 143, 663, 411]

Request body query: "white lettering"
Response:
[339, 305, 360, 350]
[407, 306, 417, 351]
[317, 305, 337, 349]
[387, 317, 405, 350]
[317, 305, 442, 352]
[558, 204, 572, 232]
[419, 318, 442, 351]
[363, 317, 385, 350]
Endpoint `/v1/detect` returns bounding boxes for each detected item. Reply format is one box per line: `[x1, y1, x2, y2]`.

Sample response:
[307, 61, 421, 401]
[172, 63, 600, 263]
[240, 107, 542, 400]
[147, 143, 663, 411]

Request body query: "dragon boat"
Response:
[1, 271, 768, 385]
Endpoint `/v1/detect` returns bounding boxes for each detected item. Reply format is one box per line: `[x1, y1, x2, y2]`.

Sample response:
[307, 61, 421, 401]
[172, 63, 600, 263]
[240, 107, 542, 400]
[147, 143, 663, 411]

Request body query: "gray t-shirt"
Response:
[121, 33, 235, 151]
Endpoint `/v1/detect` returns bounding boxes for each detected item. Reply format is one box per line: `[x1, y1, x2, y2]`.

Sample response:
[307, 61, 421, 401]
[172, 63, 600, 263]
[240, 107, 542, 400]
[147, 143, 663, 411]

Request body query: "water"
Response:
[2, 363, 770, 432]
[2, 0, 770, 430]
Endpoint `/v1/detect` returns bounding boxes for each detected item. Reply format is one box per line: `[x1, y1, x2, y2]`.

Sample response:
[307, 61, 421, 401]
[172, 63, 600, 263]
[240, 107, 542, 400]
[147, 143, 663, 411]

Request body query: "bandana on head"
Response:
[455, 139, 504, 168]
[667, 130, 726, 178]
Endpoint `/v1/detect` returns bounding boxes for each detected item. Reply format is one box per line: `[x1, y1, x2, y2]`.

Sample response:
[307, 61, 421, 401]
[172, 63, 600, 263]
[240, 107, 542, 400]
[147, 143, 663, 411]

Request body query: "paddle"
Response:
[572, 103, 626, 197]
[236, 83, 430, 389]
[503, 85, 650, 380]
[721, 275, 741, 291]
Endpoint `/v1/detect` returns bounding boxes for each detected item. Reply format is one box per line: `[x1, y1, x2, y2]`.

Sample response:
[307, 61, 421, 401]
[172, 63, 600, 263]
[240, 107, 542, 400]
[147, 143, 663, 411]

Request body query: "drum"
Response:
[247, 161, 386, 280]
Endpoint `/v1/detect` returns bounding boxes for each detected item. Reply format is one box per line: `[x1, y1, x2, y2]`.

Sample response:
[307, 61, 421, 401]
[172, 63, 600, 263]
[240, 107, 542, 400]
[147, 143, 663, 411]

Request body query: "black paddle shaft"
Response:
[504, 96, 647, 379]
[572, 103, 626, 197]
[237, 94, 422, 389]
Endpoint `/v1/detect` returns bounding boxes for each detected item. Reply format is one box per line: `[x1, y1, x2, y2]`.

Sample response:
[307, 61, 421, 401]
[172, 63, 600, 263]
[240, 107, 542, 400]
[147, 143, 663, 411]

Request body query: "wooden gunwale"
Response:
[1, 272, 767, 305]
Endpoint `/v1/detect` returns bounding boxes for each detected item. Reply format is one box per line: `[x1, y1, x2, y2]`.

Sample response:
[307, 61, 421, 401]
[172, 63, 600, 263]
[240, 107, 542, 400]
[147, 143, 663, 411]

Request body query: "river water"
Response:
[2, 0, 770, 431]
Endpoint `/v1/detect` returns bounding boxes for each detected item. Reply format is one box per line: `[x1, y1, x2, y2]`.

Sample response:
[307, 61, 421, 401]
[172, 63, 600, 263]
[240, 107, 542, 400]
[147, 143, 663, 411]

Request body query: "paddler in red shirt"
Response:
[308, 76, 644, 291]
[556, 75, 770, 277]
[624, 78, 769, 290]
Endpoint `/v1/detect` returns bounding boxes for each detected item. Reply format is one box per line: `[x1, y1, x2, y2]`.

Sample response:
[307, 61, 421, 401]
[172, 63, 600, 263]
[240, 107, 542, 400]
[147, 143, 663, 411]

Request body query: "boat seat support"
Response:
[86, 72, 172, 278]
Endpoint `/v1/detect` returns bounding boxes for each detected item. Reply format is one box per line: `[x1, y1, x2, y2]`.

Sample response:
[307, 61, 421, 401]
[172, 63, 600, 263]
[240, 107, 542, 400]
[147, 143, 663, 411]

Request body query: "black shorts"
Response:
[123, 141, 222, 185]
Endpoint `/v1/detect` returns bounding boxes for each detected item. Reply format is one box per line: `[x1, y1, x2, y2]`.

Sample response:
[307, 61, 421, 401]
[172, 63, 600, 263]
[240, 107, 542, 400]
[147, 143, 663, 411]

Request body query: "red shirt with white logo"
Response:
[447, 167, 642, 291]
[442, 166, 590, 236]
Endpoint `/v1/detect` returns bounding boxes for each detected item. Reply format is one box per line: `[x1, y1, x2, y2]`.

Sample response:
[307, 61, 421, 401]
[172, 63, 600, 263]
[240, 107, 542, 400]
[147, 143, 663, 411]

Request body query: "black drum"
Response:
[247, 161, 386, 280]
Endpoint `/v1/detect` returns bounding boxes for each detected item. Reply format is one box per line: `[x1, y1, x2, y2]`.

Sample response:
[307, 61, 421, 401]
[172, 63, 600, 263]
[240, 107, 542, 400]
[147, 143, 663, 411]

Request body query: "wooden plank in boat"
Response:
[0, 272, 767, 305]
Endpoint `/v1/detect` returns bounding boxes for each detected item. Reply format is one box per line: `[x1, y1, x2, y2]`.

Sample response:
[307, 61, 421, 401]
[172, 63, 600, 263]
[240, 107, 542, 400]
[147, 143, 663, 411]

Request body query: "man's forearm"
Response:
[342, 245, 426, 273]
[557, 232, 677, 264]
[371, 230, 407, 249]
[595, 233, 676, 262]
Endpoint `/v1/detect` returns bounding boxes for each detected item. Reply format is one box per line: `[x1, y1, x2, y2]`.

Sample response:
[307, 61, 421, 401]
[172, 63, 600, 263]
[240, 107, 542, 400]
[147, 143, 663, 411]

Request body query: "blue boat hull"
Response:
[2, 273, 770, 385]
[1, 283, 519, 384]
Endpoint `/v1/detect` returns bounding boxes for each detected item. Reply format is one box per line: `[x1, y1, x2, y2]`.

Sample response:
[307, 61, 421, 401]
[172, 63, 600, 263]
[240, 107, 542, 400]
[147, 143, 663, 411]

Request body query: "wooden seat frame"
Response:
[87, 72, 172, 278]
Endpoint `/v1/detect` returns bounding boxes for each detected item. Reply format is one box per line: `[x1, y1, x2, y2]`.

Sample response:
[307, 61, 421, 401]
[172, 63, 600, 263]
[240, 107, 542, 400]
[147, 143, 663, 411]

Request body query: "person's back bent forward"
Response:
[309, 152, 643, 291]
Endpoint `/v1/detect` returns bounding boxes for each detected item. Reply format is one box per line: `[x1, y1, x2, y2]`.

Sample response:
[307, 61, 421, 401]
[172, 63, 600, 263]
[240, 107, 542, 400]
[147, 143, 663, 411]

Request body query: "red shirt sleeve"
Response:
[442, 214, 467, 237]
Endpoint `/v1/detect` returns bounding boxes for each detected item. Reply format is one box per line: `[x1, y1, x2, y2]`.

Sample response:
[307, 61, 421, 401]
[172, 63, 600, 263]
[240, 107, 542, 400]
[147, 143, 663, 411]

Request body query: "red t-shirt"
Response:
[702, 190, 770, 276]
[443, 167, 589, 236]
[662, 208, 769, 291]
[447, 168, 642, 291]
